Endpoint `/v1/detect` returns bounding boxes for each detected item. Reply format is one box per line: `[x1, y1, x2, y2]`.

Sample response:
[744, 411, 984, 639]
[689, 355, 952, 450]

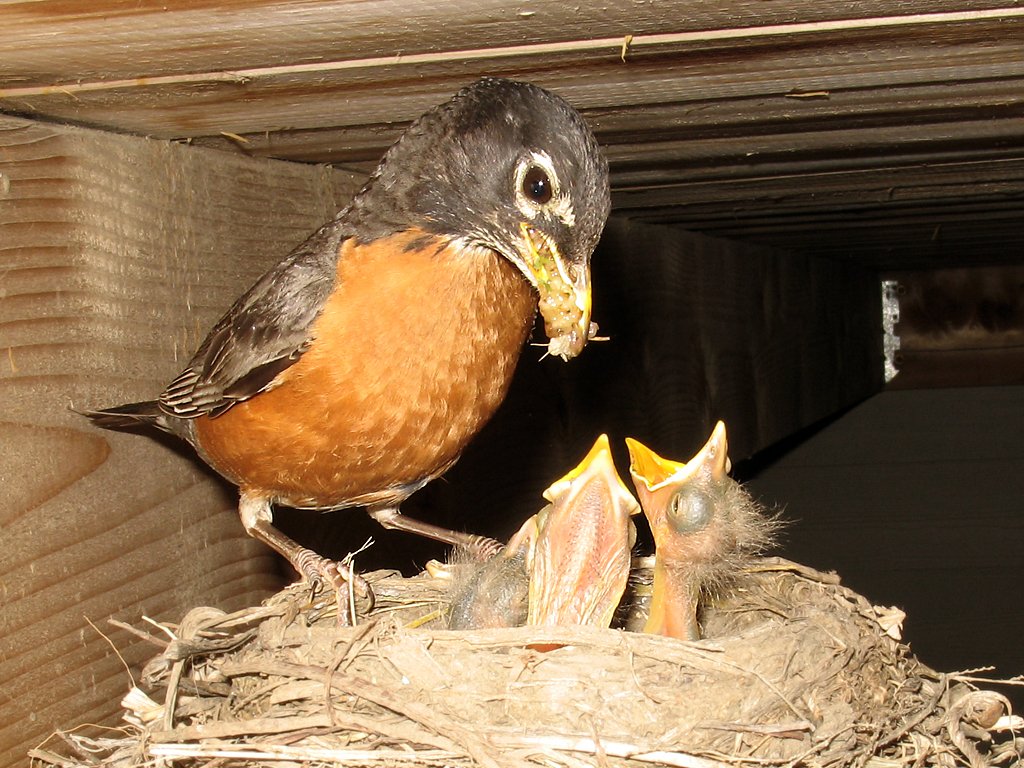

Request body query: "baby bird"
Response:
[626, 422, 775, 641]
[445, 545, 530, 630]
[447, 434, 639, 629]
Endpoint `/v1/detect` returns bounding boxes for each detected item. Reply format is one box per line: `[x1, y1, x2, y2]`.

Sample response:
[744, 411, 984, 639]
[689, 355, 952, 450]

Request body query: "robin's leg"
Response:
[238, 491, 373, 623]
[367, 504, 503, 559]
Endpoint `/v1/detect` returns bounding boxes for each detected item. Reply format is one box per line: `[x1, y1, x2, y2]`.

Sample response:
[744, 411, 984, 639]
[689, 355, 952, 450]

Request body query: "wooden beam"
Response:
[588, 218, 886, 462]
[3, 2, 1022, 275]
[0, 115, 362, 765]
[185, 75, 1024, 164]
[3, 1, 1020, 89]
[2, 6, 1021, 142]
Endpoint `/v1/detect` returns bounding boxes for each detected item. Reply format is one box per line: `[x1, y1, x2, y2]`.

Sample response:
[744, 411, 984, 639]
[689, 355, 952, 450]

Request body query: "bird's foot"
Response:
[367, 505, 503, 561]
[293, 549, 375, 625]
[462, 533, 504, 561]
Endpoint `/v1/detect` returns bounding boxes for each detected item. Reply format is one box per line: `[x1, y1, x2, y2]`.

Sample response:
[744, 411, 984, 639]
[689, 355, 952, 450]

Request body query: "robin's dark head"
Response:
[345, 77, 611, 359]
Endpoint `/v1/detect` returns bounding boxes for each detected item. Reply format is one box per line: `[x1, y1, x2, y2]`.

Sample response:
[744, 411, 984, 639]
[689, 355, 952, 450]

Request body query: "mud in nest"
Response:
[31, 558, 1021, 768]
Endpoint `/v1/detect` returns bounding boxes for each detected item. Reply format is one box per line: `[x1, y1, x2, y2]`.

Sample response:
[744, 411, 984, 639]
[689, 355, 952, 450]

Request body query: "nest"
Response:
[31, 557, 1021, 768]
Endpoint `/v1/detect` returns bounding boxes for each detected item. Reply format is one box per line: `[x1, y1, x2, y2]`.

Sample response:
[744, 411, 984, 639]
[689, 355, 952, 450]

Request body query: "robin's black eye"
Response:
[522, 165, 553, 204]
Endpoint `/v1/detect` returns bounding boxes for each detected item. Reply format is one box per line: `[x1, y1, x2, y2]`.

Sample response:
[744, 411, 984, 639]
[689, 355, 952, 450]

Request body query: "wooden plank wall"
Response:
[3, 0, 1022, 268]
[0, 115, 362, 767]
[1, 113, 883, 766]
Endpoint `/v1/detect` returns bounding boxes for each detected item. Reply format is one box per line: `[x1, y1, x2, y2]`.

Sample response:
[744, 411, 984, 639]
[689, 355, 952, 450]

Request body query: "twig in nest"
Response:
[946, 690, 1014, 768]
[149, 709, 460, 754]
[150, 743, 462, 764]
[107, 619, 169, 649]
[744, 557, 842, 585]
[84, 616, 136, 688]
[877, 674, 949, 750]
[141, 615, 179, 640]
[220, 659, 503, 768]
[149, 714, 333, 741]
[490, 733, 732, 768]
[325, 619, 378, 726]
[700, 721, 815, 739]
[953, 670, 1024, 688]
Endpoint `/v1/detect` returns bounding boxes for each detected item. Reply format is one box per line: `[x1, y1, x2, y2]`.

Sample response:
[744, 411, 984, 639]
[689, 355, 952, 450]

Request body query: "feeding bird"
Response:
[626, 422, 776, 641]
[82, 78, 610, 606]
[447, 434, 639, 630]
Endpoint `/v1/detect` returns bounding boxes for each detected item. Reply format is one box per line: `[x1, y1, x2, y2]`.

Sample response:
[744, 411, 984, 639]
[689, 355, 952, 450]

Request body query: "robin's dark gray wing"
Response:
[159, 221, 346, 418]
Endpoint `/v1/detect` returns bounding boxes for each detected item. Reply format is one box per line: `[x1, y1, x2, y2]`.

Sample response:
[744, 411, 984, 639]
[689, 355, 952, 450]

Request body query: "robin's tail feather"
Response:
[79, 400, 165, 431]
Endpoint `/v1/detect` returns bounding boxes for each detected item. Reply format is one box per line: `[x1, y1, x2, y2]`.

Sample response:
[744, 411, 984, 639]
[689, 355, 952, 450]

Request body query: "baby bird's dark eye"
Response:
[522, 165, 553, 204]
[669, 489, 713, 532]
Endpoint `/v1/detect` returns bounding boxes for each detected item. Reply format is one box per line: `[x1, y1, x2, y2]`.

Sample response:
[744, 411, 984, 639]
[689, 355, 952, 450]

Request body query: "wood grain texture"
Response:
[0, 115, 362, 768]
[2, 0, 1016, 86]
[1, 2, 1022, 270]
[3, 15, 1021, 138]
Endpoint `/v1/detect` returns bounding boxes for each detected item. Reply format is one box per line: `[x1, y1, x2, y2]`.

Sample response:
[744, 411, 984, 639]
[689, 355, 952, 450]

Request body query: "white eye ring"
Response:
[514, 151, 560, 218]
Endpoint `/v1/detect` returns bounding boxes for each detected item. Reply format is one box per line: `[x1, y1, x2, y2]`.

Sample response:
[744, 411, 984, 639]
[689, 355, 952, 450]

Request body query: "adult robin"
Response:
[450, 436, 638, 626]
[626, 423, 776, 640]
[446, 434, 639, 630]
[83, 77, 611, 604]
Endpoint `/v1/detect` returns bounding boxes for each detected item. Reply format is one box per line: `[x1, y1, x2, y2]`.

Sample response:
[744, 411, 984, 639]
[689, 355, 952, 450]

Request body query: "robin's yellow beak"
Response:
[517, 223, 594, 361]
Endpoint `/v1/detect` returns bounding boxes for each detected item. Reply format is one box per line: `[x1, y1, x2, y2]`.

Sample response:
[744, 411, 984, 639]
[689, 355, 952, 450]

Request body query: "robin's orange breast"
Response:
[192, 230, 537, 509]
